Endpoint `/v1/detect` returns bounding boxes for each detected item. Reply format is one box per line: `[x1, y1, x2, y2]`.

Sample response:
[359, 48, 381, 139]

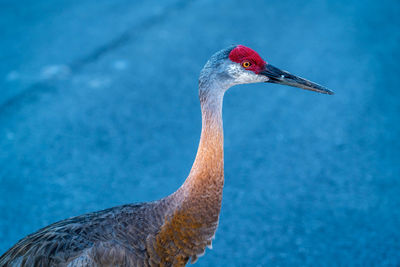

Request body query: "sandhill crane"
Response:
[0, 45, 333, 266]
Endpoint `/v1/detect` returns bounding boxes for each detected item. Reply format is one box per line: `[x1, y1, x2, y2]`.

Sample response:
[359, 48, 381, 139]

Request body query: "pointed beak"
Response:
[259, 64, 334, 95]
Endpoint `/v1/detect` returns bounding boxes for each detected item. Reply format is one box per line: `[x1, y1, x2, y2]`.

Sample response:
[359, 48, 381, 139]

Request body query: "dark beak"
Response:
[260, 64, 334, 95]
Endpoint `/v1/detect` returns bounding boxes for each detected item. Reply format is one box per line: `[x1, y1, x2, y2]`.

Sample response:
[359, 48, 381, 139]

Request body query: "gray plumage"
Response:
[1, 202, 162, 266]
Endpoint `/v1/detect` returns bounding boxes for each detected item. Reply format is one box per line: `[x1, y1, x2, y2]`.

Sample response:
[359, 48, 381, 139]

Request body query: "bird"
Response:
[0, 45, 333, 267]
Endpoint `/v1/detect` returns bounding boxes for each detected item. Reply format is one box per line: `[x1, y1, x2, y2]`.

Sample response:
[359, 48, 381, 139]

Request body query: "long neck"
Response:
[183, 89, 225, 193]
[150, 85, 226, 265]
[176, 87, 226, 240]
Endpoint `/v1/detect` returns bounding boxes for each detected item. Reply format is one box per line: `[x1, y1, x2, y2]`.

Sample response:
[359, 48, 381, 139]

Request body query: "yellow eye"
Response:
[242, 61, 251, 68]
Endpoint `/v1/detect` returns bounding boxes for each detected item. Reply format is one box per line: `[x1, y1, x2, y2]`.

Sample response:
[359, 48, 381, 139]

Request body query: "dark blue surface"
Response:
[1, 0, 399, 265]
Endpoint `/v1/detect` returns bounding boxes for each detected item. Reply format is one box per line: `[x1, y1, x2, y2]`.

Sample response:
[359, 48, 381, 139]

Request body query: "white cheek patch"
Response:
[227, 63, 268, 84]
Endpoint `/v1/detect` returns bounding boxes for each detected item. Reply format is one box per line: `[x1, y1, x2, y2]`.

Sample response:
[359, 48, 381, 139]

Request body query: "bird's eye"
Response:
[242, 61, 251, 68]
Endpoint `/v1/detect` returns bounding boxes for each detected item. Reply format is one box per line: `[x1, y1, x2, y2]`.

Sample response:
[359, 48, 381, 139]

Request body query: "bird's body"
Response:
[0, 45, 332, 267]
[0, 198, 218, 266]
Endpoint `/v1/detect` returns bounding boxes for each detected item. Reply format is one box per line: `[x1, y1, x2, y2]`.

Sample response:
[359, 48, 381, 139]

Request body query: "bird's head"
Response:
[199, 45, 333, 95]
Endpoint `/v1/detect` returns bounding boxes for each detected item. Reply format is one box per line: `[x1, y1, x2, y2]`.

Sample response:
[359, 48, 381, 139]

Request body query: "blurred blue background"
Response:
[1, 0, 399, 265]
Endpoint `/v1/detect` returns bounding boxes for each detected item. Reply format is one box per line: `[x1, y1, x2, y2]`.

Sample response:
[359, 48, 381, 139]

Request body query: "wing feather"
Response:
[0, 203, 154, 267]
